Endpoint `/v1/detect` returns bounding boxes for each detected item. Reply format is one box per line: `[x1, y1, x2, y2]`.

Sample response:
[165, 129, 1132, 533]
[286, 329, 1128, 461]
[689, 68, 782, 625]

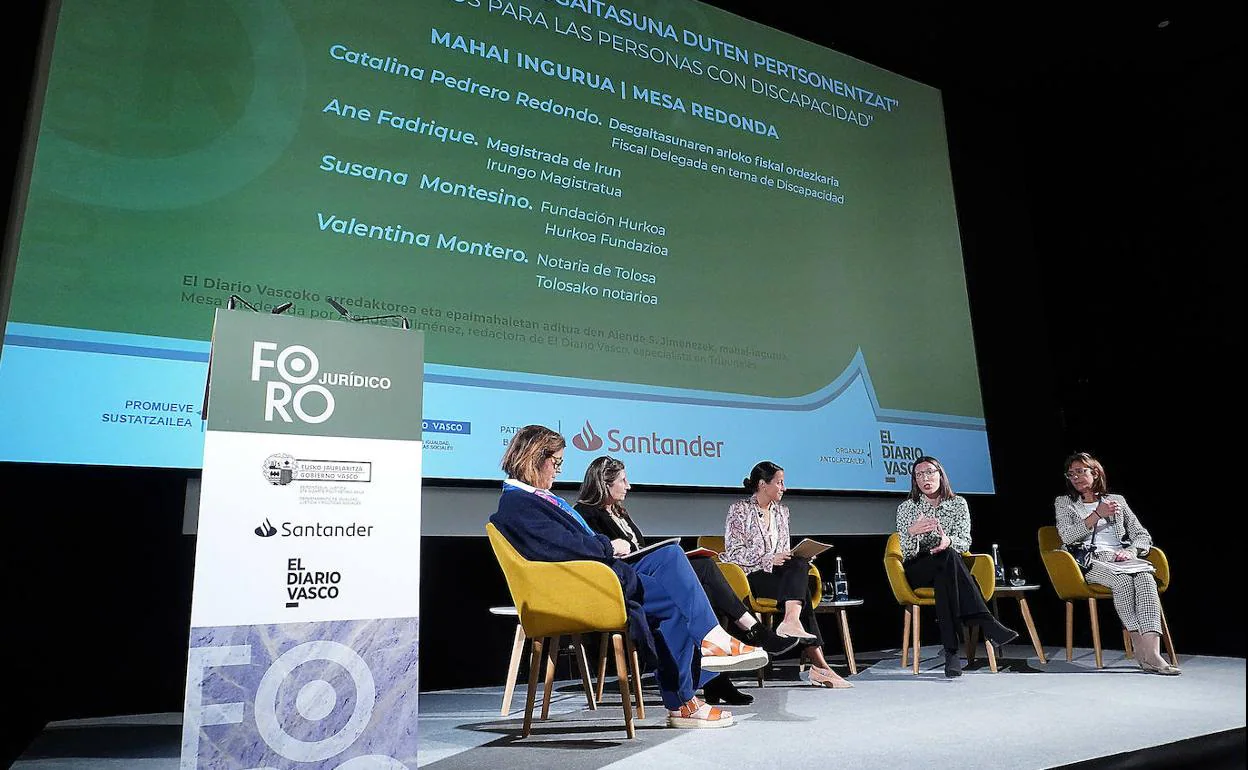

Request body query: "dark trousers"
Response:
[688, 556, 750, 628]
[904, 549, 991, 652]
[745, 557, 823, 646]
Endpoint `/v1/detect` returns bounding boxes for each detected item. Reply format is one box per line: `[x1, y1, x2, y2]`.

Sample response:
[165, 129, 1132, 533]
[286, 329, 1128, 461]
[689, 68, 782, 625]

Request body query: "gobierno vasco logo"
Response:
[262, 453, 373, 485]
[250, 340, 395, 424]
[263, 453, 298, 486]
[571, 420, 723, 458]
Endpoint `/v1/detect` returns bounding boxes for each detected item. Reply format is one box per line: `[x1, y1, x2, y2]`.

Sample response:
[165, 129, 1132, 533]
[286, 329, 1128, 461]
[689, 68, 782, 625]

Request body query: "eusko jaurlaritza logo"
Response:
[263, 453, 298, 485]
[570, 421, 724, 458]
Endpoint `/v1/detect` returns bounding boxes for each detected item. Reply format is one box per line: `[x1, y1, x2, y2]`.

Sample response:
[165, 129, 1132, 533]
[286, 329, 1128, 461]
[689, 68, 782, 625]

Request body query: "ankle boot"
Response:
[703, 674, 753, 705]
[974, 614, 1018, 648]
[943, 648, 963, 678]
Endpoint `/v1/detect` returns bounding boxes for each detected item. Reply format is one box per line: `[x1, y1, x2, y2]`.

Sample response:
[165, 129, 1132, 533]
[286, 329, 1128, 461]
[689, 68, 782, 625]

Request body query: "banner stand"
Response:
[180, 310, 423, 769]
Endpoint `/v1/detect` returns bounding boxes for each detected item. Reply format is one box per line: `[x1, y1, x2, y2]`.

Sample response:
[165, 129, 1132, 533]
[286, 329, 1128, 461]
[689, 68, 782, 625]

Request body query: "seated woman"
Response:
[1055, 452, 1179, 675]
[574, 455, 799, 706]
[896, 456, 1017, 677]
[489, 425, 769, 729]
[723, 461, 852, 688]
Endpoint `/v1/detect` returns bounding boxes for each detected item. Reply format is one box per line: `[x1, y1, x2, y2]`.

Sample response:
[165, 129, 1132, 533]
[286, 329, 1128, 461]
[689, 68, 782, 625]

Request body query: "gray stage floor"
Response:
[14, 645, 1246, 770]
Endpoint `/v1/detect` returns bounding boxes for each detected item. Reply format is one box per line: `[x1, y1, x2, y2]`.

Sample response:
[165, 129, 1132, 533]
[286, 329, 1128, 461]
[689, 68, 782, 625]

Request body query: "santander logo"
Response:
[571, 421, 604, 451]
[569, 420, 725, 459]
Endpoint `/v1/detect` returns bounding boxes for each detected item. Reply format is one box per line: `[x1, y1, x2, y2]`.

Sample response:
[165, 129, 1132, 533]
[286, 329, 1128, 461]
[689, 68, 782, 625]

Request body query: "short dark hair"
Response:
[743, 461, 784, 493]
[500, 425, 565, 486]
[907, 456, 954, 503]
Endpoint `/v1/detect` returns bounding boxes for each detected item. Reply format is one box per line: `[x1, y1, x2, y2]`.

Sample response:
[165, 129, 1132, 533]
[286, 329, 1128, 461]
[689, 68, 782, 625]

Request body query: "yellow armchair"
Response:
[1037, 525, 1176, 668]
[486, 523, 642, 738]
[883, 532, 999, 674]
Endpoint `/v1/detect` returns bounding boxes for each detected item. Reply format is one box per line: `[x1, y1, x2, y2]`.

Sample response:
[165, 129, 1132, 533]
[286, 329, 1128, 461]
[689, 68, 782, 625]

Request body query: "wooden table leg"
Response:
[836, 608, 858, 675]
[500, 622, 526, 716]
[1018, 596, 1046, 663]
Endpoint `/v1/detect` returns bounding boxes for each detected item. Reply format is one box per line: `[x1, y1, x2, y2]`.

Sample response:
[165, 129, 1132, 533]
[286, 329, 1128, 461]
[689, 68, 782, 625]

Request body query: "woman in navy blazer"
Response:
[489, 425, 768, 728]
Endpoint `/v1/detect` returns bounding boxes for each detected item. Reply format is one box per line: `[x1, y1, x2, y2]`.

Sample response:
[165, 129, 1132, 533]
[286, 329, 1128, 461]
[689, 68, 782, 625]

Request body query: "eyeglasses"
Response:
[550, 457, 564, 470]
[914, 469, 940, 479]
[1065, 468, 1092, 479]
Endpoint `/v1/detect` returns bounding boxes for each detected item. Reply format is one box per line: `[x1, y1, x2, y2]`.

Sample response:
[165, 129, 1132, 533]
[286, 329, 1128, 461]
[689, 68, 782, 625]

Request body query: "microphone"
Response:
[226, 294, 258, 311]
[228, 295, 295, 314]
[325, 298, 411, 330]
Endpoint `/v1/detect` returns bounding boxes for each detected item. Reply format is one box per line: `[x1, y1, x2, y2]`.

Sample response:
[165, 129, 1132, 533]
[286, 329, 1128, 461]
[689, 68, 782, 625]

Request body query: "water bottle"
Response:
[992, 543, 1006, 585]
[833, 556, 849, 602]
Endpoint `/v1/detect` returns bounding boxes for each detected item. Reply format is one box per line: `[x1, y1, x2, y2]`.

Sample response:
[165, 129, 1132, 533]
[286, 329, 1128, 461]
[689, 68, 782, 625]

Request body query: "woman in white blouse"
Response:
[1055, 452, 1178, 675]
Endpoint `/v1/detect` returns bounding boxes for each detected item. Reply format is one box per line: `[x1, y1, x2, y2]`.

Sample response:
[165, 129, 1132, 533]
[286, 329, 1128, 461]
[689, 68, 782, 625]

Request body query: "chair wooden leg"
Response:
[912, 605, 921, 675]
[984, 635, 998, 673]
[1065, 602, 1074, 662]
[1123, 628, 1134, 659]
[596, 633, 609, 702]
[965, 624, 979, 664]
[837, 609, 858, 675]
[901, 605, 912, 668]
[612, 633, 636, 739]
[1160, 605, 1178, 666]
[500, 622, 527, 716]
[571, 634, 596, 710]
[522, 637, 544, 737]
[1088, 598, 1103, 669]
[627, 636, 645, 720]
[1019, 596, 1047, 663]
[540, 635, 558, 720]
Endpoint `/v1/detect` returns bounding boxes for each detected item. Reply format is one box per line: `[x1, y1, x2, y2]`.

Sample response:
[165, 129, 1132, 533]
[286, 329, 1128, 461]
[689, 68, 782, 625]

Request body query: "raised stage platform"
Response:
[13, 645, 1246, 769]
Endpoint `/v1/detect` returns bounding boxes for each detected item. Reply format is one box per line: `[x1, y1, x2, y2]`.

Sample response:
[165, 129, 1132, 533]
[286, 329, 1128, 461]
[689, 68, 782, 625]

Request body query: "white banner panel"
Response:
[182, 312, 423, 770]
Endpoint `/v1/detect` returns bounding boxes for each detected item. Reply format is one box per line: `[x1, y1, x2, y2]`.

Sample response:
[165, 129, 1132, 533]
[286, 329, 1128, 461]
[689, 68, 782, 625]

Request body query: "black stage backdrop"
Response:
[2, 2, 1243, 765]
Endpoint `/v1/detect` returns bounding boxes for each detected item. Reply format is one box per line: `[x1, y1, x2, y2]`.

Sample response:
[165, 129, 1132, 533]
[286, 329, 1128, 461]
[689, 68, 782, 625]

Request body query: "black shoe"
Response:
[944, 649, 963, 678]
[979, 617, 1019, 648]
[741, 622, 801, 657]
[702, 674, 754, 706]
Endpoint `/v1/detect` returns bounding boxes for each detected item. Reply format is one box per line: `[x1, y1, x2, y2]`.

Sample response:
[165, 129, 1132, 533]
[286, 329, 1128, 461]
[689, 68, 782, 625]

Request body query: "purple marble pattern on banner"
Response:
[181, 617, 418, 769]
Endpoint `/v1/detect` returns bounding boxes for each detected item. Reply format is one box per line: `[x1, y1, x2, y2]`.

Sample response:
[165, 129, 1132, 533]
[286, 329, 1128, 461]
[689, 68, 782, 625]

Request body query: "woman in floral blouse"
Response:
[896, 455, 1016, 677]
[724, 461, 851, 688]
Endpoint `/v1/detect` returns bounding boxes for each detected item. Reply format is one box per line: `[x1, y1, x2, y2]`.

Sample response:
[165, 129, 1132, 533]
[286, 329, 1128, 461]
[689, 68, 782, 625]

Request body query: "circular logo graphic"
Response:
[263, 453, 297, 486]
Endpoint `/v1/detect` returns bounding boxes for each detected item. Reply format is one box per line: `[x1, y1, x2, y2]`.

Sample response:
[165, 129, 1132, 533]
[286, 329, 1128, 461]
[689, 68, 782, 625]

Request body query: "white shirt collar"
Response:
[504, 477, 540, 495]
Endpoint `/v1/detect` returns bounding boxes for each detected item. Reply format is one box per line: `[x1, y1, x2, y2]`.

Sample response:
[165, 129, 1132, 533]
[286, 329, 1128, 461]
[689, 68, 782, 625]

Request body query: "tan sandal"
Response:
[668, 697, 734, 729]
[809, 666, 853, 689]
